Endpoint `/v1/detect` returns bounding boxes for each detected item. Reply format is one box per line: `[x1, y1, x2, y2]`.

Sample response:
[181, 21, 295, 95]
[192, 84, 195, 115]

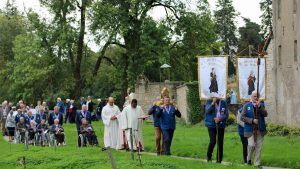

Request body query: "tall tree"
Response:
[28, 0, 92, 98]
[237, 18, 263, 56]
[214, 0, 238, 55]
[214, 0, 239, 76]
[260, 0, 273, 37]
[90, 0, 185, 103]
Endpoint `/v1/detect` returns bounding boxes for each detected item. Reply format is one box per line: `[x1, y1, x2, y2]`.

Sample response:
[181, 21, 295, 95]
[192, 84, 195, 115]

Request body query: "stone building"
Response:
[266, 0, 300, 126]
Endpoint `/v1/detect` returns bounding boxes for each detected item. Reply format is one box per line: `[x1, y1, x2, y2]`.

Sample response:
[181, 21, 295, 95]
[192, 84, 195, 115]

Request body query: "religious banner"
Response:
[237, 57, 267, 100]
[198, 56, 228, 99]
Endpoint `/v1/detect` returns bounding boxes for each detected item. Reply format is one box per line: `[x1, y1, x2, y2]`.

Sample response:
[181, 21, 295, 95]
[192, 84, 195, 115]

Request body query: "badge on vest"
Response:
[221, 108, 225, 114]
[247, 107, 251, 111]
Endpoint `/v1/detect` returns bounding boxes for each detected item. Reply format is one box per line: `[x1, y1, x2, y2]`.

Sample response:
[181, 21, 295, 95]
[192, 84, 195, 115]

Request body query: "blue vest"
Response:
[57, 101, 65, 113]
[50, 112, 63, 125]
[160, 105, 177, 130]
[149, 105, 161, 127]
[35, 113, 47, 125]
[77, 111, 92, 125]
[24, 115, 31, 125]
[243, 102, 267, 134]
[205, 100, 228, 128]
[15, 114, 24, 124]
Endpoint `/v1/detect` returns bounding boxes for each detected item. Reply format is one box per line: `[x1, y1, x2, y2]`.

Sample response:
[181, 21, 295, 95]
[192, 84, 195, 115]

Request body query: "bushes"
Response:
[186, 81, 203, 124]
[267, 123, 300, 137]
[226, 113, 237, 126]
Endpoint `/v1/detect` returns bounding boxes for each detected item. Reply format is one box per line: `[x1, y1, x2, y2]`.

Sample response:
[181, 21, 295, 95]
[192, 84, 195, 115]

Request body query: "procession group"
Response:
[0, 90, 267, 167]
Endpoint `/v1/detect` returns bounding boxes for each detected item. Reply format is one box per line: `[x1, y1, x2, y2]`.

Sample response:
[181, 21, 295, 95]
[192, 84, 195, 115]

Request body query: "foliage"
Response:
[186, 81, 203, 124]
[260, 0, 273, 37]
[267, 123, 300, 137]
[237, 18, 264, 56]
[226, 113, 237, 126]
[214, 0, 238, 55]
[214, 0, 239, 76]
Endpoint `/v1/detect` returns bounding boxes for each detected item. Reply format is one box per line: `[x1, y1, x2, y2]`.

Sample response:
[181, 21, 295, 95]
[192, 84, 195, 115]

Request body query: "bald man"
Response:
[76, 104, 92, 135]
[241, 91, 268, 167]
[102, 97, 123, 149]
[48, 106, 63, 126]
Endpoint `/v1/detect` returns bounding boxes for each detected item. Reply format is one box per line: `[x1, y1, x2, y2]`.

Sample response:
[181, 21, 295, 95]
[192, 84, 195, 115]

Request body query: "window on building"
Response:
[294, 40, 298, 62]
[278, 45, 282, 65]
[293, 0, 297, 14]
[278, 0, 281, 19]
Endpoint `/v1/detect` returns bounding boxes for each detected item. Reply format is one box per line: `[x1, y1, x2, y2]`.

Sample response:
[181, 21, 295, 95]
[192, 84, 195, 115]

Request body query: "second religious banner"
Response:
[237, 57, 267, 100]
[198, 56, 228, 100]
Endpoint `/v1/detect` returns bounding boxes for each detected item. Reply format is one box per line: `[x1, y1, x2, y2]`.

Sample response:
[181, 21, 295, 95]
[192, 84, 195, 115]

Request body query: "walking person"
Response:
[205, 97, 228, 163]
[157, 97, 181, 156]
[148, 96, 164, 155]
[241, 91, 268, 167]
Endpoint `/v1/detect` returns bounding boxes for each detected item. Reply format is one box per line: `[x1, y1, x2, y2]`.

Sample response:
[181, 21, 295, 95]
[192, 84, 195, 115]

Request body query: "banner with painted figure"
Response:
[237, 57, 267, 100]
[198, 56, 228, 99]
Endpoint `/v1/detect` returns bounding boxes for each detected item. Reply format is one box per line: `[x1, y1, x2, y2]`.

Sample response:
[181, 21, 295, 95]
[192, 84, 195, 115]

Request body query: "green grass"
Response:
[0, 121, 299, 168]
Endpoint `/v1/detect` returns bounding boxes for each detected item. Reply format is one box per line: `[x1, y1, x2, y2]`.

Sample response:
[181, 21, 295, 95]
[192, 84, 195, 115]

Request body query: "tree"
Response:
[27, 0, 92, 98]
[237, 18, 263, 56]
[214, 0, 239, 76]
[90, 0, 185, 103]
[214, 0, 238, 55]
[260, 0, 273, 37]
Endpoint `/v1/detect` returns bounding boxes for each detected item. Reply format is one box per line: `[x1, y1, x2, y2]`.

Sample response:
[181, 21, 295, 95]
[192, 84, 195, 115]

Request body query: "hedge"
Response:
[186, 81, 203, 124]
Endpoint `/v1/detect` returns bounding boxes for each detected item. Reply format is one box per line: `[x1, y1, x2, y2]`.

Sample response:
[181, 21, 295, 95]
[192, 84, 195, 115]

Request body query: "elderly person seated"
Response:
[79, 118, 98, 146]
[17, 117, 29, 143]
[28, 120, 37, 144]
[50, 119, 65, 145]
[37, 119, 49, 143]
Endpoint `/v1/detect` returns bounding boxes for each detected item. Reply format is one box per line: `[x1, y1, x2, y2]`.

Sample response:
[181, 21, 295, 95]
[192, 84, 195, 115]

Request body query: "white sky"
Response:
[0, 0, 263, 51]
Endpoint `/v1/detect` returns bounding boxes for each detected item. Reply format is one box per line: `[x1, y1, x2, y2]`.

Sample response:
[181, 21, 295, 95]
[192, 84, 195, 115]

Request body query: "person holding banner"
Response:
[205, 97, 228, 163]
[240, 91, 268, 167]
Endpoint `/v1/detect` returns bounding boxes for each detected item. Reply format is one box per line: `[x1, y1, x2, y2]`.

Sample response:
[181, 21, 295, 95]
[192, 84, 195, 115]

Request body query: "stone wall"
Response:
[176, 85, 189, 123]
[270, 0, 300, 126]
[135, 80, 184, 111]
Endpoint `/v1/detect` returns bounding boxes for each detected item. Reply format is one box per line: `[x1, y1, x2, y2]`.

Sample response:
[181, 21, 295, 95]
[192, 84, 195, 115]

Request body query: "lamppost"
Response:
[160, 64, 171, 82]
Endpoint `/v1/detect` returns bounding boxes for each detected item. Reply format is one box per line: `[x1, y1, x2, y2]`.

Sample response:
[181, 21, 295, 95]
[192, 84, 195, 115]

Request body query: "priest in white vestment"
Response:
[121, 99, 147, 151]
[102, 97, 124, 149]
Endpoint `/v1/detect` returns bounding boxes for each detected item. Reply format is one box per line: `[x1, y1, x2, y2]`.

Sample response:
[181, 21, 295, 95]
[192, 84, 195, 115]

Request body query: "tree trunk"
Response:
[73, 1, 87, 98]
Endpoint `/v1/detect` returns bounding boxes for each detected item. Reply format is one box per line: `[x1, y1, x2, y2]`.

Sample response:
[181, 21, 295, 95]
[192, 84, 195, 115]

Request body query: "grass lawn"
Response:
[0, 121, 299, 168]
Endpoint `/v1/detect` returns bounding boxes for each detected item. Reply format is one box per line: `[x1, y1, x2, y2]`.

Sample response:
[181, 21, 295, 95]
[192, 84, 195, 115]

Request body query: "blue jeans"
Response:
[162, 129, 174, 155]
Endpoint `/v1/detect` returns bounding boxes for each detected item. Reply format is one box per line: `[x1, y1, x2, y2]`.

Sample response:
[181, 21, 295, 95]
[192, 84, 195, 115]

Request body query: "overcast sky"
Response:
[0, 0, 263, 51]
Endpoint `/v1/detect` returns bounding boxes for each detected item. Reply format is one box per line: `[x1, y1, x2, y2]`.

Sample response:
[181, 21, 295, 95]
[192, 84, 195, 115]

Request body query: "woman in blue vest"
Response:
[157, 97, 181, 155]
[205, 97, 228, 163]
[240, 91, 267, 167]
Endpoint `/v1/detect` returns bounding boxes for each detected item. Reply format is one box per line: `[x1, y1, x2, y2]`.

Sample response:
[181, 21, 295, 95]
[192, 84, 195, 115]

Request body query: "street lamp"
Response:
[160, 64, 171, 82]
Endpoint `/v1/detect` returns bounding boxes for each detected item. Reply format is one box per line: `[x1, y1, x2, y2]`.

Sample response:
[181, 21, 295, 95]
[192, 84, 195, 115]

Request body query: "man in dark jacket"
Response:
[241, 91, 268, 167]
[157, 97, 181, 156]
[48, 106, 63, 126]
[205, 97, 228, 163]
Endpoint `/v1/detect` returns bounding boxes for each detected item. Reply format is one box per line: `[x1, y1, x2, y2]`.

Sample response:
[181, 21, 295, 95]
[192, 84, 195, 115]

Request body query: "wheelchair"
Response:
[78, 131, 99, 147]
[15, 129, 29, 148]
[48, 130, 66, 147]
[34, 130, 49, 146]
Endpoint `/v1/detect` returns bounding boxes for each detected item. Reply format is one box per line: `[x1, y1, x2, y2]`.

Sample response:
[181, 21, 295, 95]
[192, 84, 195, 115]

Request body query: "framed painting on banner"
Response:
[236, 57, 267, 100]
[198, 56, 228, 100]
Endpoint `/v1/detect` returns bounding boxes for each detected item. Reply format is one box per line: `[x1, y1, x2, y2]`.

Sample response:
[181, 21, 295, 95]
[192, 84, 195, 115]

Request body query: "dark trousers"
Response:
[240, 135, 248, 163]
[65, 112, 70, 123]
[162, 129, 174, 155]
[207, 127, 225, 162]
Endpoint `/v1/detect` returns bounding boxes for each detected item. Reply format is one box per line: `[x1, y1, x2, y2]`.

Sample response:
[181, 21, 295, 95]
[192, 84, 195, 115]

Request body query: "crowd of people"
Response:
[0, 90, 268, 167]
